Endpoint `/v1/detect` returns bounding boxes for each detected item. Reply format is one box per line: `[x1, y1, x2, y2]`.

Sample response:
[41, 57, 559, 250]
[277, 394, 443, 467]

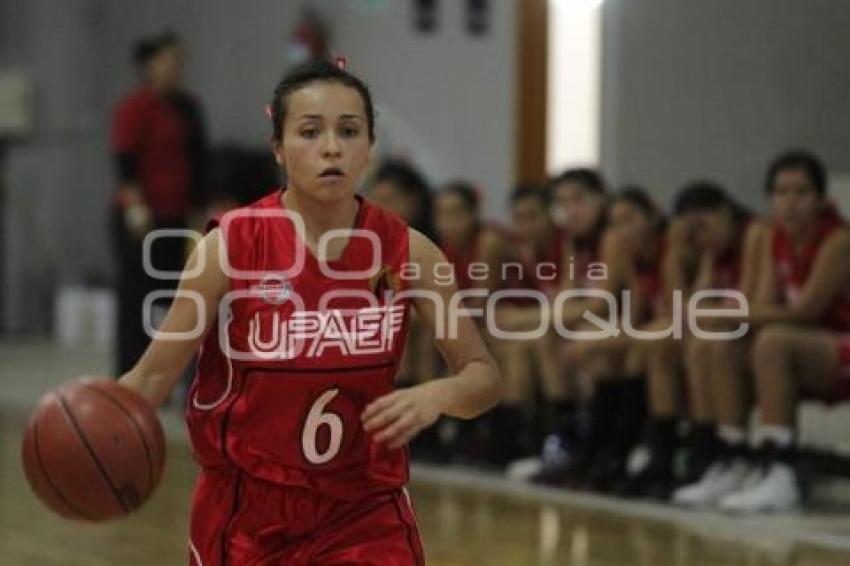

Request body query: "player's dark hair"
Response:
[440, 180, 480, 213]
[269, 60, 376, 144]
[371, 159, 435, 238]
[548, 167, 607, 196]
[510, 183, 550, 207]
[132, 30, 180, 68]
[764, 149, 826, 196]
[674, 180, 751, 223]
[614, 186, 656, 217]
[614, 185, 667, 231]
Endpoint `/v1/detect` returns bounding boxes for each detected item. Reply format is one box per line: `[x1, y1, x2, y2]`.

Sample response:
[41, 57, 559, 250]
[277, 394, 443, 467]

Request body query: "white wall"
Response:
[601, 0, 850, 213]
[318, 0, 517, 220]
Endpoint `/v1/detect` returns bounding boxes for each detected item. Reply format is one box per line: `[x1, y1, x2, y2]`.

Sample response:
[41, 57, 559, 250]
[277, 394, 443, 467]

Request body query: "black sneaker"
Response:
[614, 462, 675, 500]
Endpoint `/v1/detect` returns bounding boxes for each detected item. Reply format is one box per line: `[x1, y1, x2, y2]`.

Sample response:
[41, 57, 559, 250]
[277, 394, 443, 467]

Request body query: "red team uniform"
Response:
[186, 190, 425, 565]
[712, 219, 751, 292]
[771, 206, 850, 399]
[440, 226, 487, 292]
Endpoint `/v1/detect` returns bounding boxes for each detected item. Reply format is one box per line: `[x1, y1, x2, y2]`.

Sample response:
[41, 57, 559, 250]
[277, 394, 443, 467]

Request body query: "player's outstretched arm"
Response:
[118, 228, 228, 406]
[362, 228, 504, 449]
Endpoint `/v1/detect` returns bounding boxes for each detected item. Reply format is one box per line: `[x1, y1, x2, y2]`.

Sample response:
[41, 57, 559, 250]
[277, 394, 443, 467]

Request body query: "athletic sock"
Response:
[718, 425, 747, 461]
[755, 425, 796, 469]
[757, 424, 794, 448]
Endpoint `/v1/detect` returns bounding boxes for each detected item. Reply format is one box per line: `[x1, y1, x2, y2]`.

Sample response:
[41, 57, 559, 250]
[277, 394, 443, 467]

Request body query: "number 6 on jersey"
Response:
[302, 388, 344, 465]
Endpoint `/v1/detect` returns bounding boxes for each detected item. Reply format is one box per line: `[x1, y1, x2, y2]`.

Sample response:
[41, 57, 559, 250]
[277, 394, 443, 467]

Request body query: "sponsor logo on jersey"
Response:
[247, 304, 405, 359]
[251, 274, 292, 304]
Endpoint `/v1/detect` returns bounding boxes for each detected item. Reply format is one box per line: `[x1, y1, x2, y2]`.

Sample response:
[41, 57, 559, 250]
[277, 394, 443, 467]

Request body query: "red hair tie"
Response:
[334, 56, 347, 70]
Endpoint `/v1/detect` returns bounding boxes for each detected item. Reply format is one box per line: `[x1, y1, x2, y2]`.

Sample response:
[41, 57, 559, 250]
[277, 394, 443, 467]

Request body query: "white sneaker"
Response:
[506, 457, 542, 481]
[719, 463, 801, 514]
[671, 459, 753, 508]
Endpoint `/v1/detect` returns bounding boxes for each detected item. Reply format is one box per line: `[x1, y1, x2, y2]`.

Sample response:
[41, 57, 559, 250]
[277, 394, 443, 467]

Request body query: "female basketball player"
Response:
[483, 184, 568, 467]
[118, 60, 503, 565]
[496, 171, 609, 478]
[550, 187, 667, 491]
[433, 181, 509, 463]
[673, 150, 850, 513]
[618, 182, 767, 499]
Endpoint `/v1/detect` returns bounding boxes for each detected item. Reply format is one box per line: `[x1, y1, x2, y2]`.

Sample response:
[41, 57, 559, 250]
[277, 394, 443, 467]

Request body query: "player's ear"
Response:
[271, 138, 284, 166]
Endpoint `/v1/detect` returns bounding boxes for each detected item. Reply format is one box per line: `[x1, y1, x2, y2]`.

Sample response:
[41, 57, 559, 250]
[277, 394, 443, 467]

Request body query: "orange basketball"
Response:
[21, 377, 166, 521]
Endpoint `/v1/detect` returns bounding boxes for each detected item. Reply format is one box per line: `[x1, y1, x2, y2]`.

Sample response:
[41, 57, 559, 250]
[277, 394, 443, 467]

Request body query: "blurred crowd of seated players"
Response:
[365, 151, 850, 515]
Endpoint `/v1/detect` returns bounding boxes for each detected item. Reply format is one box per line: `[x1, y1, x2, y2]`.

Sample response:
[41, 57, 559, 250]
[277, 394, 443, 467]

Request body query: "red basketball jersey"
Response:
[771, 206, 850, 331]
[440, 226, 484, 292]
[713, 219, 752, 291]
[186, 189, 412, 501]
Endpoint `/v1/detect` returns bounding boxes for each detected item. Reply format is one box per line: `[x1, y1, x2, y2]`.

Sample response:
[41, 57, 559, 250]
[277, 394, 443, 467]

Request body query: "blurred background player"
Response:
[469, 184, 564, 469]
[618, 182, 767, 499]
[673, 151, 850, 512]
[110, 30, 208, 375]
[537, 168, 610, 478]
[494, 170, 612, 481]
[432, 180, 508, 462]
[533, 186, 666, 490]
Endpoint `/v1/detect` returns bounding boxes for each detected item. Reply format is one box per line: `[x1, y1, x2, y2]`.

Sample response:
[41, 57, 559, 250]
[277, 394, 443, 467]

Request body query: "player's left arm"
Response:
[362, 228, 504, 449]
[737, 220, 770, 301]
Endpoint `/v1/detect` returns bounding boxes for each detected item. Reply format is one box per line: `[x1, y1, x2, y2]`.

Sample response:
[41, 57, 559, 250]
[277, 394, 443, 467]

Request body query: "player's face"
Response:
[688, 207, 734, 253]
[435, 192, 477, 245]
[551, 182, 604, 237]
[512, 197, 550, 245]
[770, 168, 822, 235]
[275, 82, 371, 203]
[147, 44, 184, 89]
[608, 200, 652, 253]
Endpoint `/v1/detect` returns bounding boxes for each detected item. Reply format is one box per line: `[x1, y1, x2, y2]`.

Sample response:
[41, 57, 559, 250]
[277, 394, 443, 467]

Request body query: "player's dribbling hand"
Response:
[361, 382, 444, 450]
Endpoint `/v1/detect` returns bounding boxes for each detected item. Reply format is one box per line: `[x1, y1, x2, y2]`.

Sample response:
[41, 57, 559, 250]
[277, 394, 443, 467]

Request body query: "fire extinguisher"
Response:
[289, 6, 328, 65]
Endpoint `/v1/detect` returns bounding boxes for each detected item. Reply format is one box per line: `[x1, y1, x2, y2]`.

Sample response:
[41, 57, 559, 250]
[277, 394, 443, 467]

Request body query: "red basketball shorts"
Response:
[188, 467, 425, 565]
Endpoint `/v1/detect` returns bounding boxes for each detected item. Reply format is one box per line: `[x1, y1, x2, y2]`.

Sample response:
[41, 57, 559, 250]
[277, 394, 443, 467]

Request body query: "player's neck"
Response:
[787, 219, 817, 251]
[282, 189, 359, 253]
